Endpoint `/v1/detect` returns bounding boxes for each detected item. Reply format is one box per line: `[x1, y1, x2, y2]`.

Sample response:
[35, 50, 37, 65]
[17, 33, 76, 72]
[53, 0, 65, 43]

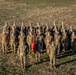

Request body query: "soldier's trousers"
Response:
[23, 56, 27, 68]
[35, 51, 41, 62]
[28, 44, 32, 53]
[71, 42, 74, 49]
[56, 43, 60, 55]
[20, 55, 27, 68]
[46, 45, 50, 55]
[50, 56, 56, 67]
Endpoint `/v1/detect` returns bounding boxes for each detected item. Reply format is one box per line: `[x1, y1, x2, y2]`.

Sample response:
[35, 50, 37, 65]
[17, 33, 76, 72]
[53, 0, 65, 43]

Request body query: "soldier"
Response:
[45, 23, 50, 36]
[61, 31, 69, 52]
[3, 22, 10, 33]
[37, 30, 43, 49]
[19, 31, 26, 46]
[69, 26, 73, 33]
[17, 41, 28, 69]
[3, 22, 10, 42]
[53, 22, 58, 33]
[29, 22, 35, 35]
[11, 22, 19, 40]
[11, 22, 16, 30]
[10, 29, 17, 54]
[71, 31, 75, 52]
[21, 22, 24, 31]
[20, 22, 27, 36]
[54, 31, 61, 55]
[1, 30, 8, 54]
[60, 22, 65, 33]
[36, 22, 41, 34]
[45, 31, 53, 55]
[27, 32, 33, 53]
[49, 42, 56, 69]
[34, 31, 43, 62]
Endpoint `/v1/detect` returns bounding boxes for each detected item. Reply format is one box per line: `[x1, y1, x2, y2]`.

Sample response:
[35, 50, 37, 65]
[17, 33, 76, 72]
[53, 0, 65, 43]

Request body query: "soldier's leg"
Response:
[11, 44, 14, 53]
[14, 44, 16, 54]
[49, 56, 53, 68]
[38, 52, 41, 62]
[73, 42, 75, 52]
[46, 45, 48, 54]
[53, 56, 56, 68]
[23, 56, 26, 69]
[2, 44, 5, 54]
[71, 42, 73, 50]
[29, 44, 32, 54]
[62, 43, 65, 53]
[5, 43, 7, 54]
[46, 46, 50, 55]
[57, 44, 60, 55]
[35, 51, 38, 63]
[20, 56, 23, 68]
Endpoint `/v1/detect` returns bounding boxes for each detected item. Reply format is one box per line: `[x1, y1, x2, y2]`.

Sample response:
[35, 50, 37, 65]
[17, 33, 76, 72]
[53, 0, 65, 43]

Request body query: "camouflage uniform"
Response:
[27, 32, 33, 53]
[35, 34, 43, 62]
[45, 32, 53, 55]
[61, 32, 69, 52]
[3, 22, 10, 43]
[36, 22, 41, 35]
[49, 42, 56, 68]
[54, 32, 61, 55]
[71, 31, 75, 52]
[19, 32, 26, 45]
[21, 22, 26, 35]
[18, 43, 28, 68]
[1, 31, 8, 54]
[45, 30, 49, 36]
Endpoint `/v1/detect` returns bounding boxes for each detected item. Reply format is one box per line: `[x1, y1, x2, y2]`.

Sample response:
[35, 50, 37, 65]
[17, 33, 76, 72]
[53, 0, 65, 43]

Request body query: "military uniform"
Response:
[19, 32, 26, 45]
[3, 22, 10, 44]
[61, 32, 69, 52]
[35, 34, 43, 62]
[1, 31, 8, 54]
[45, 32, 53, 55]
[71, 32, 75, 52]
[27, 32, 33, 53]
[18, 43, 28, 68]
[49, 42, 56, 68]
[54, 32, 61, 55]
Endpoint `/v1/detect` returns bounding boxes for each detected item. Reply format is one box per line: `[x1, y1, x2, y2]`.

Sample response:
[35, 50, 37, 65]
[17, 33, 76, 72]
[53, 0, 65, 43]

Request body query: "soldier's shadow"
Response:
[26, 50, 76, 70]
[57, 59, 76, 67]
[57, 50, 76, 59]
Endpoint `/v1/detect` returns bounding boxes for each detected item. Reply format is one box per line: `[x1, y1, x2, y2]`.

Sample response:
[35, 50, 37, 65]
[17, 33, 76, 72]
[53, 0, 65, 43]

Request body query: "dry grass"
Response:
[0, 0, 76, 75]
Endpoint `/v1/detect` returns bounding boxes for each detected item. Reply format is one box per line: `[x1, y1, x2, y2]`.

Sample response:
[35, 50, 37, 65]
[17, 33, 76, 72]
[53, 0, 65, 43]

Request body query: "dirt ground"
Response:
[0, 0, 76, 75]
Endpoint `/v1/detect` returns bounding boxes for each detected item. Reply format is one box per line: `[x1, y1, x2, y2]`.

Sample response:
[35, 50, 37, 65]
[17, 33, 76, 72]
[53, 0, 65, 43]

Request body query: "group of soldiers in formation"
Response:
[0, 21, 76, 69]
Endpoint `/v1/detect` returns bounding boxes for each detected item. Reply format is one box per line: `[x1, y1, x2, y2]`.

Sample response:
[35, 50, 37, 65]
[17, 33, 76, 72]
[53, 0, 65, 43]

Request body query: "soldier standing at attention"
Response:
[17, 42, 28, 69]
[36, 22, 41, 34]
[71, 31, 75, 52]
[45, 32, 53, 55]
[3, 22, 10, 41]
[61, 31, 69, 53]
[27, 32, 33, 53]
[49, 42, 56, 69]
[3, 22, 10, 32]
[54, 31, 61, 55]
[18, 31, 26, 46]
[21, 22, 25, 31]
[34, 31, 43, 62]
[11, 22, 17, 30]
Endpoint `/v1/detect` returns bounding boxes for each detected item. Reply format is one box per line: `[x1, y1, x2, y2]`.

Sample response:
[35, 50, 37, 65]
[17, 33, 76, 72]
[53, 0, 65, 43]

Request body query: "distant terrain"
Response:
[0, 0, 76, 75]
